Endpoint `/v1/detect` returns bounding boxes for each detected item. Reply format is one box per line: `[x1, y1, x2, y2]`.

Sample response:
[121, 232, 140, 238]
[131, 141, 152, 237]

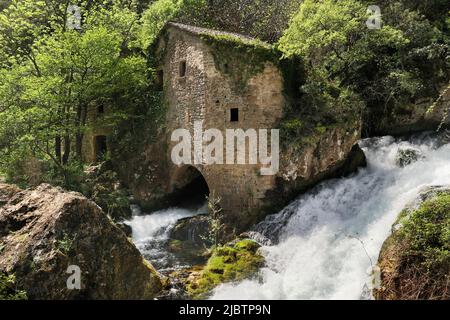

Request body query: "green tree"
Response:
[278, 0, 449, 134]
[139, 0, 208, 50]
[0, 1, 148, 187]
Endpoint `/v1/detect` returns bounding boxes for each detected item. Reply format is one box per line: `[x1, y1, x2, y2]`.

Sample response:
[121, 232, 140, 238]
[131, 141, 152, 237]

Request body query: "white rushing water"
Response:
[211, 134, 450, 300]
[126, 204, 207, 270]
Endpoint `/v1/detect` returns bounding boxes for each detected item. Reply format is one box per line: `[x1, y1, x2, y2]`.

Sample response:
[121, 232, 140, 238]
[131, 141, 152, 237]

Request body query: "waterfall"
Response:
[211, 134, 450, 300]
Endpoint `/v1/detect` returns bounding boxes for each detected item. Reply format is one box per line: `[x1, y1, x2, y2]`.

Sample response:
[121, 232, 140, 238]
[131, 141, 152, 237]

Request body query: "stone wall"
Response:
[118, 24, 363, 233]
[158, 25, 286, 231]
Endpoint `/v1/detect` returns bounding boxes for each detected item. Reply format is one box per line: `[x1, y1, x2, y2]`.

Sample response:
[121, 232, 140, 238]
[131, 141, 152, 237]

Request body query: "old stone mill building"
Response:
[109, 22, 364, 232]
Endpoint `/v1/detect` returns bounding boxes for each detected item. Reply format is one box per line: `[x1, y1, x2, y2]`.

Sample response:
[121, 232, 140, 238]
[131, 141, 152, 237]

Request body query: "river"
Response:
[126, 133, 450, 299]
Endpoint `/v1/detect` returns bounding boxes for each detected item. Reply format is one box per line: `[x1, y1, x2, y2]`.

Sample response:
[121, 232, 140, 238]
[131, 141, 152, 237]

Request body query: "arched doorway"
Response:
[170, 165, 210, 208]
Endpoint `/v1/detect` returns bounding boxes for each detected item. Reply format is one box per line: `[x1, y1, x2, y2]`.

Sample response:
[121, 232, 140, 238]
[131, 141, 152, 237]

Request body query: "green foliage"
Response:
[202, 193, 225, 248]
[139, 0, 303, 48]
[278, 0, 408, 85]
[278, 0, 449, 134]
[280, 118, 304, 137]
[188, 239, 263, 299]
[0, 1, 148, 188]
[201, 33, 280, 92]
[398, 193, 450, 270]
[139, 0, 207, 50]
[0, 272, 27, 300]
[55, 232, 74, 255]
[197, 0, 302, 43]
[380, 191, 450, 299]
[90, 169, 131, 221]
[109, 90, 167, 161]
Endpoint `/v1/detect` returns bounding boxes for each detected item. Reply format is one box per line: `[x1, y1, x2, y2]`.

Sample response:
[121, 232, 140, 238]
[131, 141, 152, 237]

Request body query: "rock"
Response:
[186, 239, 264, 299]
[169, 215, 211, 246]
[117, 223, 133, 237]
[0, 183, 163, 300]
[374, 186, 450, 300]
[396, 148, 423, 167]
[371, 85, 450, 136]
[0, 184, 20, 208]
[239, 231, 273, 246]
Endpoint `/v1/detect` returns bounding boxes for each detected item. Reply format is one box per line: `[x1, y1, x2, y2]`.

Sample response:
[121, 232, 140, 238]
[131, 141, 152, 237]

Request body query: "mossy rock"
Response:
[187, 239, 264, 299]
[375, 188, 450, 300]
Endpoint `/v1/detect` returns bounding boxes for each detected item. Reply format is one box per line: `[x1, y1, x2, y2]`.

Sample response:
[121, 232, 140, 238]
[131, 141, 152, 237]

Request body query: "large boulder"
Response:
[0, 183, 163, 300]
[170, 215, 211, 245]
[374, 186, 450, 300]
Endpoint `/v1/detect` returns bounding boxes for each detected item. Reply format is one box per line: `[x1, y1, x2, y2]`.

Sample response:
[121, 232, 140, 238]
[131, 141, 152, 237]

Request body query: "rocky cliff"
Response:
[0, 184, 163, 300]
[371, 85, 450, 136]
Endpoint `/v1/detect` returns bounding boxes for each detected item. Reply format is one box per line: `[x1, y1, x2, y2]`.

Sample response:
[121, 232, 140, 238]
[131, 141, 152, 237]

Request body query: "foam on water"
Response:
[126, 204, 207, 270]
[211, 135, 450, 299]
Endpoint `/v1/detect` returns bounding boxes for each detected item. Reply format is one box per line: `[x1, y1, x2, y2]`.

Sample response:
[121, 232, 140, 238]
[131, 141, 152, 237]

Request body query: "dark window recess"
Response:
[156, 70, 164, 90]
[230, 108, 239, 122]
[94, 136, 107, 160]
[97, 105, 104, 115]
[179, 60, 187, 77]
[223, 63, 229, 74]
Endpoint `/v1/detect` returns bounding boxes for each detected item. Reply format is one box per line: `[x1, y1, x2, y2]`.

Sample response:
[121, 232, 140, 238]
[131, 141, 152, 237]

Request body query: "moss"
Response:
[55, 233, 74, 255]
[168, 239, 183, 252]
[398, 193, 450, 268]
[315, 125, 327, 135]
[233, 239, 260, 252]
[375, 191, 450, 300]
[200, 33, 281, 93]
[187, 239, 264, 299]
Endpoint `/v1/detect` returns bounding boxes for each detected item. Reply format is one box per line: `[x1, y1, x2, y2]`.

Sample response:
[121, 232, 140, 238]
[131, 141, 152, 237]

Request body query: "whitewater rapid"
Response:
[126, 203, 207, 271]
[211, 134, 450, 300]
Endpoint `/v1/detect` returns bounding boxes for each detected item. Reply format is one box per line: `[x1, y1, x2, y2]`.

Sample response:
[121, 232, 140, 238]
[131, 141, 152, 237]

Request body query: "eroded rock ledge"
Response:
[0, 183, 163, 300]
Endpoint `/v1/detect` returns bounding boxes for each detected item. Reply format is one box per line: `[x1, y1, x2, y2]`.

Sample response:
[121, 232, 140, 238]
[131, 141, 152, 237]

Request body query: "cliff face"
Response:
[370, 85, 450, 137]
[264, 119, 365, 220]
[0, 184, 163, 300]
[374, 186, 450, 300]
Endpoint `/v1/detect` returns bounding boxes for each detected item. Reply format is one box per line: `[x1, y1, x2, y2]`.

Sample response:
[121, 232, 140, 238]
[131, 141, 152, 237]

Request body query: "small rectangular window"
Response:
[179, 60, 187, 77]
[230, 108, 239, 122]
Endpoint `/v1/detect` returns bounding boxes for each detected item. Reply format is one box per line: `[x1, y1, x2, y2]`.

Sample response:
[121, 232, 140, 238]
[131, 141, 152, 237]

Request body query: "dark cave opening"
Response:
[170, 166, 210, 209]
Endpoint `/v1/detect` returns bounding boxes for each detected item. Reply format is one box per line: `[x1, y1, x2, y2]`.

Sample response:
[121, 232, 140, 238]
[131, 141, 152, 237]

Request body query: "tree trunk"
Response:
[55, 136, 62, 164]
[75, 103, 89, 161]
[62, 135, 71, 165]
[75, 134, 83, 160]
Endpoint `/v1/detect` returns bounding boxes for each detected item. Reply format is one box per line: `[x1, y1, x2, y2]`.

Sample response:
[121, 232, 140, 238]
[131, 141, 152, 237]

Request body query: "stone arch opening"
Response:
[170, 165, 210, 208]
